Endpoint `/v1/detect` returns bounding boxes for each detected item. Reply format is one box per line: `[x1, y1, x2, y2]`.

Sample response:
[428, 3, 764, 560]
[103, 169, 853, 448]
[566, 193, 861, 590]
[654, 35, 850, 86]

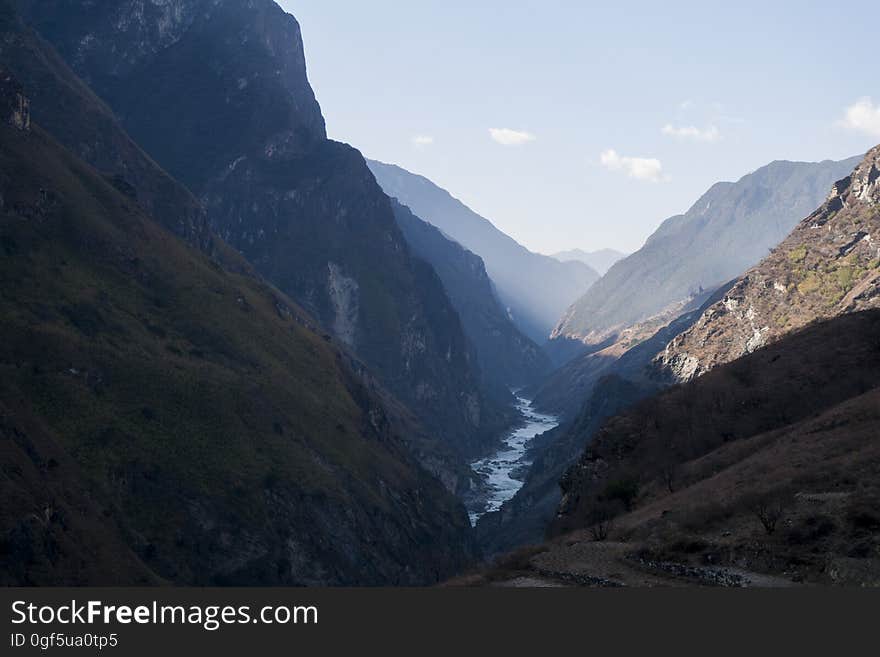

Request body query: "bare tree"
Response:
[752, 497, 785, 535]
[661, 466, 676, 494]
[589, 504, 614, 541]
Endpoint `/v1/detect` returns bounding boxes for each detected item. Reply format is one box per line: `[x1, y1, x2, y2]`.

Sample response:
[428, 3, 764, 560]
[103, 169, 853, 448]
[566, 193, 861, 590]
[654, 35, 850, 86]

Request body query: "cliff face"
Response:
[657, 146, 880, 382]
[21, 0, 511, 456]
[391, 199, 551, 392]
[0, 76, 478, 585]
[551, 157, 862, 349]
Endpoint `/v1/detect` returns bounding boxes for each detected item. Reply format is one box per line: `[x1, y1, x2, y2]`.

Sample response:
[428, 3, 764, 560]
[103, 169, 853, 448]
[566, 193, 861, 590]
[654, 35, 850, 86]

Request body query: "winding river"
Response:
[469, 396, 559, 525]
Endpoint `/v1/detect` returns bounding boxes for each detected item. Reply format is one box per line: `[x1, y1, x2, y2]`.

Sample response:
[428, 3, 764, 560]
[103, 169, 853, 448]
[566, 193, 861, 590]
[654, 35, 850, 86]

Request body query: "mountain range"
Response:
[552, 157, 862, 349]
[476, 151, 879, 558]
[3, 0, 879, 588]
[465, 146, 880, 586]
[18, 0, 514, 461]
[0, 64, 476, 584]
[551, 248, 627, 275]
[367, 159, 600, 343]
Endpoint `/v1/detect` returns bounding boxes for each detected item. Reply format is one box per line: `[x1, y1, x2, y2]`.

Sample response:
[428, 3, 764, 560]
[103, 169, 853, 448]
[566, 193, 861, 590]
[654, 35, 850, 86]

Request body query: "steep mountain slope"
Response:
[552, 157, 862, 347]
[391, 199, 550, 390]
[539, 311, 880, 586]
[23, 0, 511, 457]
[475, 285, 733, 554]
[551, 248, 627, 275]
[0, 84, 477, 585]
[658, 146, 880, 381]
[367, 159, 600, 342]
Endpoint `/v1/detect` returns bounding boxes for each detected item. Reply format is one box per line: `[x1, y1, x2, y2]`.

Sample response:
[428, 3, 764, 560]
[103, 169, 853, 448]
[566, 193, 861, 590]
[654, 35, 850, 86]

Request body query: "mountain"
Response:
[551, 248, 627, 275]
[21, 0, 513, 458]
[552, 157, 862, 348]
[475, 284, 733, 554]
[469, 147, 880, 585]
[657, 145, 880, 381]
[367, 159, 600, 342]
[0, 0, 212, 253]
[0, 73, 477, 585]
[540, 310, 880, 586]
[390, 199, 550, 391]
[461, 311, 880, 586]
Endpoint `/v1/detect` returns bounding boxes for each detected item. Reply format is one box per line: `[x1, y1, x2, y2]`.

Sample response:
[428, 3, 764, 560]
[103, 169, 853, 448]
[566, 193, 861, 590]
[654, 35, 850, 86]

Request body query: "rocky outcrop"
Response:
[21, 0, 512, 458]
[0, 70, 28, 130]
[656, 145, 880, 381]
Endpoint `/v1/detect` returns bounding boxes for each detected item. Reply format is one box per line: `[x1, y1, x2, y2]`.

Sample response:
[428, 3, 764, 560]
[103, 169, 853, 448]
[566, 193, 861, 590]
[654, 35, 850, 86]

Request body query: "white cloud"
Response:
[662, 123, 720, 142]
[837, 98, 880, 138]
[411, 135, 434, 147]
[488, 128, 536, 146]
[600, 149, 665, 183]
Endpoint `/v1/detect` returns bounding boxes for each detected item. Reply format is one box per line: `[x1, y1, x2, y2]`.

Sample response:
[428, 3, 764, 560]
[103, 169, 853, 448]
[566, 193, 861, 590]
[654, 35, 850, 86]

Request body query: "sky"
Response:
[278, 0, 880, 254]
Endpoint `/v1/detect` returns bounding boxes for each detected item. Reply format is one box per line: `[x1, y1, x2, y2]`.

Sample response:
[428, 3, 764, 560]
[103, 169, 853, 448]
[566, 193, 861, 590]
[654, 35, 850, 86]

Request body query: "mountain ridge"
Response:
[656, 145, 880, 381]
[552, 156, 862, 347]
[367, 158, 600, 342]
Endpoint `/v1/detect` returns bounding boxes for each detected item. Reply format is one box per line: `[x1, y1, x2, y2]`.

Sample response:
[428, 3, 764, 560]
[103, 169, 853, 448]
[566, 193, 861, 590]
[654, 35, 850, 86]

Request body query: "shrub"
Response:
[602, 478, 640, 512]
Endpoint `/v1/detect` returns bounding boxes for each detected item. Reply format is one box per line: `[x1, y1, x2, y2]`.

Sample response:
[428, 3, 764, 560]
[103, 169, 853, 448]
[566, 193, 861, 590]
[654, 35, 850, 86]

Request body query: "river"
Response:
[469, 396, 559, 525]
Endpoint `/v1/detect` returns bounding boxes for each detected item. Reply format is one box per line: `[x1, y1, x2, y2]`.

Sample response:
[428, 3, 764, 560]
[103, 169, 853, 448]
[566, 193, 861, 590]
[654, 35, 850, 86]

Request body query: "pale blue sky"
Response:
[279, 0, 880, 253]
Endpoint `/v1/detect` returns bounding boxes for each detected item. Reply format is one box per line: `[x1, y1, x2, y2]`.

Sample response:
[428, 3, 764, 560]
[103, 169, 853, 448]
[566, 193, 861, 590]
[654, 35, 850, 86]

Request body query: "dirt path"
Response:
[497, 540, 799, 587]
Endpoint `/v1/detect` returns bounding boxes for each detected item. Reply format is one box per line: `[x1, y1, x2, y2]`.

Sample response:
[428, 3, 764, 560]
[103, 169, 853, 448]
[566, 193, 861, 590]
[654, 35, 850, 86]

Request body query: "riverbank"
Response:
[467, 397, 559, 525]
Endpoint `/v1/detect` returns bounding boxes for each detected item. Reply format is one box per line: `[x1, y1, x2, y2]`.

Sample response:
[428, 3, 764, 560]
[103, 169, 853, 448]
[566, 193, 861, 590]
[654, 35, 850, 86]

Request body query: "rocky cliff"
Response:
[20, 0, 512, 457]
[391, 199, 550, 392]
[657, 146, 880, 381]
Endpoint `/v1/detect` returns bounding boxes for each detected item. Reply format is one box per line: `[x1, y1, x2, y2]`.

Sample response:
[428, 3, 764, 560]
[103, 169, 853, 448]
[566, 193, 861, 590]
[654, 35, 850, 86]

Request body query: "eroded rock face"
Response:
[656, 145, 880, 382]
[0, 70, 29, 131]
[327, 262, 359, 348]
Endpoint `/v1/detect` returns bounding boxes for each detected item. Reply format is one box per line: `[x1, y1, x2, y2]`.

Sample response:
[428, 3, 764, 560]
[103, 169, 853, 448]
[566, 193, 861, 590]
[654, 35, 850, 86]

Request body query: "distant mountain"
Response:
[657, 145, 880, 381]
[367, 159, 600, 342]
[22, 0, 513, 459]
[552, 157, 862, 347]
[0, 67, 477, 585]
[551, 248, 627, 275]
[391, 200, 551, 391]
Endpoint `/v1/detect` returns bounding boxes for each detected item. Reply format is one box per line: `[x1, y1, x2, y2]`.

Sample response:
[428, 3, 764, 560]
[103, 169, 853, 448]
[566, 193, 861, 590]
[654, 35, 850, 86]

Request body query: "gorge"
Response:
[1, 0, 878, 588]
